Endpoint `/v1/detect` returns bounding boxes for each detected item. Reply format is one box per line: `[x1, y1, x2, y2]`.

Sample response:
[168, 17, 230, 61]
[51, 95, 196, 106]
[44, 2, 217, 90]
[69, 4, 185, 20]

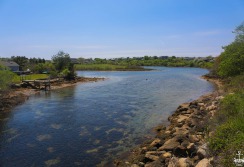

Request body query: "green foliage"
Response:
[217, 42, 244, 77]
[216, 22, 244, 77]
[74, 64, 144, 71]
[29, 57, 45, 64]
[234, 22, 244, 43]
[11, 56, 28, 71]
[0, 64, 8, 70]
[51, 51, 76, 80]
[208, 23, 244, 166]
[33, 62, 56, 74]
[209, 117, 244, 150]
[208, 77, 244, 166]
[0, 70, 16, 91]
[77, 56, 214, 69]
[52, 51, 71, 72]
[61, 68, 70, 77]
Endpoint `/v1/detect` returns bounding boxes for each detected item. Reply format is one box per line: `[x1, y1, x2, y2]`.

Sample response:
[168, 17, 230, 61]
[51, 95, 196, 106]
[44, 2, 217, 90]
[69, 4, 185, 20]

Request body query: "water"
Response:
[0, 67, 213, 167]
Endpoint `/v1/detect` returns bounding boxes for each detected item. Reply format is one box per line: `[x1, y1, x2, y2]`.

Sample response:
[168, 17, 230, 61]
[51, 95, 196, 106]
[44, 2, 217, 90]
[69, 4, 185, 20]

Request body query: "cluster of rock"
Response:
[0, 91, 28, 113]
[115, 92, 224, 167]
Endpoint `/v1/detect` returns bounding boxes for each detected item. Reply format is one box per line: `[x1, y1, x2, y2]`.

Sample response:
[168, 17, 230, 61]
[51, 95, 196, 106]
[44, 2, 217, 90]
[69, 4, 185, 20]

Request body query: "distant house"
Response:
[0, 61, 20, 71]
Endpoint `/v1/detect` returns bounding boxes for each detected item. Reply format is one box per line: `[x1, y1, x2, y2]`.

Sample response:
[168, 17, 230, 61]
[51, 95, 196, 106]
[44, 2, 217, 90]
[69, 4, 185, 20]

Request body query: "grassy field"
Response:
[12, 74, 49, 83]
[74, 64, 146, 71]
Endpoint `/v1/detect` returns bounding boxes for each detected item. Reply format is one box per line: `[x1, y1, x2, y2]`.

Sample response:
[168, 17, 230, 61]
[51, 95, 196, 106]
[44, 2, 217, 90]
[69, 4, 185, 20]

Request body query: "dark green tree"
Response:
[11, 56, 28, 71]
[52, 51, 71, 72]
[234, 22, 244, 43]
[217, 22, 244, 77]
[52, 51, 76, 80]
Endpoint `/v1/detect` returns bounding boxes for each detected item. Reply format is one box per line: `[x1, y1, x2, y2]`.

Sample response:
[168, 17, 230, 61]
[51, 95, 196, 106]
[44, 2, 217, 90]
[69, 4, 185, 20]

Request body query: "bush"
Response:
[217, 42, 244, 77]
[0, 70, 16, 92]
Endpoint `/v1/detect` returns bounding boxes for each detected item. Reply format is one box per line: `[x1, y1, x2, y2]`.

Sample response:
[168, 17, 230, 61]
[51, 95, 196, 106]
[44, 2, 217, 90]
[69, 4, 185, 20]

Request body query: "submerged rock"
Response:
[37, 134, 52, 141]
[44, 157, 60, 167]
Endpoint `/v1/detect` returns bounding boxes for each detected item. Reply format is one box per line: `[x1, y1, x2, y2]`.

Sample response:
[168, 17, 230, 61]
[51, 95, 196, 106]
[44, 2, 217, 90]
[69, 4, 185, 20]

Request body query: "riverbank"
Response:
[0, 77, 105, 113]
[114, 76, 223, 167]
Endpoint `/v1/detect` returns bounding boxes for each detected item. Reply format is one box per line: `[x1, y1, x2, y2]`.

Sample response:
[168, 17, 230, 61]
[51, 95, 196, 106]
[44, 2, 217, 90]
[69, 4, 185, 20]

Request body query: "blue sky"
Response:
[0, 0, 244, 59]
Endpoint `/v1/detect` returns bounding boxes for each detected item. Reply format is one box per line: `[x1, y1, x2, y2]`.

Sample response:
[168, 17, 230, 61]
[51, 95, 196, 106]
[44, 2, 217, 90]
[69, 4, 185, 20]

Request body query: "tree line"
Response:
[78, 56, 215, 69]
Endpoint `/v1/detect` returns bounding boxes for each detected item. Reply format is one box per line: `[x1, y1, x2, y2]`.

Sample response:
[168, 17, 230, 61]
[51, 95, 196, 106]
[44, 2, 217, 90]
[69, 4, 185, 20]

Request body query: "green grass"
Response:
[74, 64, 145, 71]
[12, 74, 49, 83]
[208, 75, 244, 166]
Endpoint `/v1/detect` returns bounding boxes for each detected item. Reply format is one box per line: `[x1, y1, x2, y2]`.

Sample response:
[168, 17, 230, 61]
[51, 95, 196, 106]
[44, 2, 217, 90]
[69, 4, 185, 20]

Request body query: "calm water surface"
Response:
[0, 67, 213, 167]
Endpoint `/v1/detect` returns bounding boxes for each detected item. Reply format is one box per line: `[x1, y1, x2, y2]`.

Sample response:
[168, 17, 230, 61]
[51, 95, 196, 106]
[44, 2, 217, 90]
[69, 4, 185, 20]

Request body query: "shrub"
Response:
[0, 70, 16, 92]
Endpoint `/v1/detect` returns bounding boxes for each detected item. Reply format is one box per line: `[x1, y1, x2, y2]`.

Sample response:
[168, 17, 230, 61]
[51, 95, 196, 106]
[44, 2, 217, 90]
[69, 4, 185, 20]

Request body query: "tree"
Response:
[0, 65, 16, 92]
[52, 51, 76, 80]
[52, 51, 71, 72]
[216, 22, 244, 77]
[11, 56, 28, 71]
[77, 57, 85, 64]
[33, 62, 56, 74]
[233, 22, 244, 43]
[217, 42, 244, 77]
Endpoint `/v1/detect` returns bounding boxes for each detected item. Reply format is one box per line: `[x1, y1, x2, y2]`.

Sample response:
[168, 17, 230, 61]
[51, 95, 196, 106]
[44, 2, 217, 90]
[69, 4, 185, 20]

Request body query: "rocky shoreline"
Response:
[115, 77, 223, 167]
[0, 77, 105, 113]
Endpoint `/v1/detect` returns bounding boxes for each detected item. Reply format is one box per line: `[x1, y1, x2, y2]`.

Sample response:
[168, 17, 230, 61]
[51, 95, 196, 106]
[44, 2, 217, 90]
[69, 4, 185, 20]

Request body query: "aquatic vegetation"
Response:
[50, 124, 62, 129]
[36, 134, 52, 141]
[7, 134, 21, 142]
[47, 147, 55, 153]
[79, 127, 89, 136]
[105, 128, 124, 135]
[3, 128, 17, 134]
[44, 157, 60, 167]
[86, 148, 98, 153]
[35, 110, 44, 117]
[93, 139, 100, 145]
[94, 126, 103, 131]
